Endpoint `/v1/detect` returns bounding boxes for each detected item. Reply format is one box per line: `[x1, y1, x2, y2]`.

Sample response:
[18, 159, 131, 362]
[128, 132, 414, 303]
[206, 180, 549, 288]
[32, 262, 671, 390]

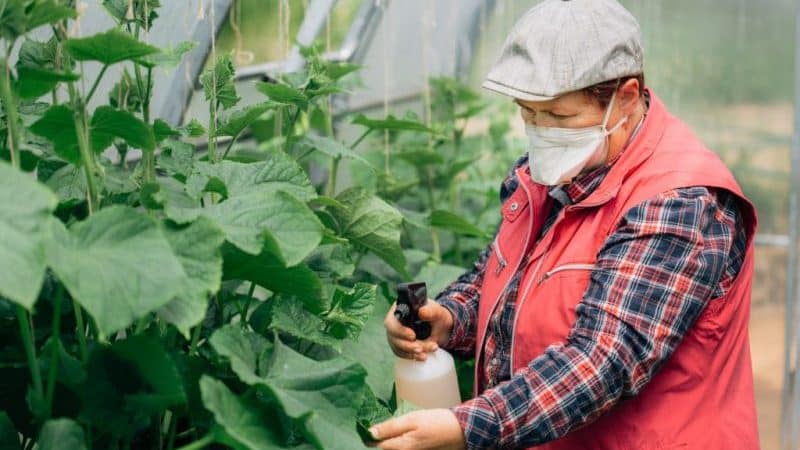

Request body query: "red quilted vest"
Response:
[475, 91, 760, 449]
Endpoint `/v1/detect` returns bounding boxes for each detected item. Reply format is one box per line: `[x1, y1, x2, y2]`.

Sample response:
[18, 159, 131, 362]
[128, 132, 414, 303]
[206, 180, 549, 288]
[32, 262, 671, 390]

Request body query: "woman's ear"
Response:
[618, 78, 641, 114]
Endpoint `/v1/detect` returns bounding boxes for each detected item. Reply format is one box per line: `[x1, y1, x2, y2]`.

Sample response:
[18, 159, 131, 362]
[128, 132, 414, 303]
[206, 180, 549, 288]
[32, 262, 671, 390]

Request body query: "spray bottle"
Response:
[393, 282, 461, 409]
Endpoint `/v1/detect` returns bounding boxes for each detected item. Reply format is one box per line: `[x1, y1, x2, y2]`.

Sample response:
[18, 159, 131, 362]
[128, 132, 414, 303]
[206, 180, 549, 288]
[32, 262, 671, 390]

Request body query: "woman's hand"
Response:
[384, 300, 454, 360]
[369, 409, 466, 450]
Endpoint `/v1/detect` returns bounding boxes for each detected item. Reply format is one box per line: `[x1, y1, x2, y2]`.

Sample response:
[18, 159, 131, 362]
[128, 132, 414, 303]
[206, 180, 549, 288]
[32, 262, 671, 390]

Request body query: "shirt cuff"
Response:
[435, 297, 476, 357]
[450, 396, 502, 450]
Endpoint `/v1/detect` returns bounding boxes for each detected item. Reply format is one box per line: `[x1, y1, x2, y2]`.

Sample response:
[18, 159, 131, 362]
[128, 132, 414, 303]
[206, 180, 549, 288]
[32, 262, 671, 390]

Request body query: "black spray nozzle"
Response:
[395, 282, 432, 340]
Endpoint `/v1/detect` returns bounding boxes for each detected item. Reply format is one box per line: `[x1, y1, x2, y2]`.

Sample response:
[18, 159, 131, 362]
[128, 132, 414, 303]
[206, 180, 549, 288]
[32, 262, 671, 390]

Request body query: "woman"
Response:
[372, 0, 760, 449]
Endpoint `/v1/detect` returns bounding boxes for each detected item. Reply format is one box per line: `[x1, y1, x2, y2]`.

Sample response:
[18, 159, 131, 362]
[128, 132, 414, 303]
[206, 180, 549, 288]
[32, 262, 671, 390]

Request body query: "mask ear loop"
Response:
[602, 80, 627, 135]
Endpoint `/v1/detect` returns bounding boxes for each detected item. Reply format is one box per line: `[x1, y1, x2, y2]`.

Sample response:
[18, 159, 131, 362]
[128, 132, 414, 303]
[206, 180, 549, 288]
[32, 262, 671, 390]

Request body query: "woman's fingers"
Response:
[371, 415, 416, 442]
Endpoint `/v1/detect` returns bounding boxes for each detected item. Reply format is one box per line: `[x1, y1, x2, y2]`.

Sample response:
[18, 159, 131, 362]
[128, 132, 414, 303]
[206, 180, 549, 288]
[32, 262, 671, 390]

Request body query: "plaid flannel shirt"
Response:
[436, 152, 747, 449]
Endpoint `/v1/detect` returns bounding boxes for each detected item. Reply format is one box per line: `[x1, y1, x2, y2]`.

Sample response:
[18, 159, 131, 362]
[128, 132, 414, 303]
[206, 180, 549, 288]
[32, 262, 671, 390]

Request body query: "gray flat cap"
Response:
[483, 0, 644, 101]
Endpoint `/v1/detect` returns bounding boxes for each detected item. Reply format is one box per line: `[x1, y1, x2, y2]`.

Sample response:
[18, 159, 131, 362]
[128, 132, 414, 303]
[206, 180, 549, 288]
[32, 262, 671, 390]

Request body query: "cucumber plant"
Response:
[0, 1, 521, 449]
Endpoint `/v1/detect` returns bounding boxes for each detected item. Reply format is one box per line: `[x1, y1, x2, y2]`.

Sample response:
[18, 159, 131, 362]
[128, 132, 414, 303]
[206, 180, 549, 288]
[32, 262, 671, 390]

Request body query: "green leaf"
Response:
[416, 263, 467, 298]
[342, 298, 394, 401]
[256, 82, 308, 109]
[305, 244, 354, 279]
[215, 102, 278, 137]
[157, 140, 195, 178]
[182, 118, 206, 137]
[330, 188, 407, 277]
[29, 104, 81, 164]
[0, 161, 56, 309]
[0, 411, 21, 450]
[396, 147, 445, 167]
[199, 376, 286, 450]
[351, 114, 433, 133]
[83, 335, 186, 435]
[15, 66, 79, 99]
[153, 119, 180, 143]
[186, 191, 322, 265]
[102, 0, 160, 28]
[37, 418, 86, 450]
[223, 244, 324, 308]
[326, 62, 362, 81]
[91, 105, 155, 152]
[0, 0, 25, 40]
[44, 163, 86, 202]
[17, 37, 60, 70]
[323, 284, 376, 340]
[429, 210, 490, 238]
[268, 296, 341, 350]
[200, 53, 240, 110]
[209, 325, 274, 384]
[136, 40, 195, 69]
[210, 328, 369, 450]
[30, 104, 155, 164]
[186, 152, 315, 202]
[356, 389, 391, 442]
[46, 206, 185, 335]
[25, 0, 77, 30]
[157, 217, 225, 338]
[65, 29, 160, 65]
[297, 134, 372, 167]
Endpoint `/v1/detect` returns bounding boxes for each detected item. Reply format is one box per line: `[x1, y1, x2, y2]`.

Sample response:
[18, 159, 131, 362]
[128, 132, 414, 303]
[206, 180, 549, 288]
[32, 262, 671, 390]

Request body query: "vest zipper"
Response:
[538, 263, 596, 284]
[492, 235, 508, 275]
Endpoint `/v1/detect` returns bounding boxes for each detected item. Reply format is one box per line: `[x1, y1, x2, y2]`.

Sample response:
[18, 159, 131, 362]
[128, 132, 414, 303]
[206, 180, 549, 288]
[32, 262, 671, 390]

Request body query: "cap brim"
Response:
[481, 79, 558, 101]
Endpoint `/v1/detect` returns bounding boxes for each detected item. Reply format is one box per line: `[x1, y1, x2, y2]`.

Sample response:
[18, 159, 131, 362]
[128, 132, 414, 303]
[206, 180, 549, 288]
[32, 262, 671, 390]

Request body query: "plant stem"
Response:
[189, 324, 202, 355]
[175, 433, 213, 450]
[283, 106, 302, 152]
[208, 101, 218, 163]
[1, 49, 21, 169]
[326, 155, 341, 196]
[349, 129, 371, 149]
[166, 414, 177, 450]
[85, 65, 108, 104]
[45, 285, 64, 417]
[73, 300, 89, 363]
[220, 133, 240, 160]
[424, 170, 441, 261]
[67, 82, 100, 213]
[16, 306, 44, 401]
[241, 282, 256, 327]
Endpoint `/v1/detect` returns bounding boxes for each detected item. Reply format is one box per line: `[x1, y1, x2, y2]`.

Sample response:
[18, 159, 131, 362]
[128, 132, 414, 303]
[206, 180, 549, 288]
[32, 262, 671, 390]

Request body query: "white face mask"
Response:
[525, 91, 628, 186]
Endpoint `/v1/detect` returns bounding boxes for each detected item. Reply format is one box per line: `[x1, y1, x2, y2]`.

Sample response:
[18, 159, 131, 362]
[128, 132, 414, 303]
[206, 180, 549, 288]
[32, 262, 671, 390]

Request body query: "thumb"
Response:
[417, 302, 442, 322]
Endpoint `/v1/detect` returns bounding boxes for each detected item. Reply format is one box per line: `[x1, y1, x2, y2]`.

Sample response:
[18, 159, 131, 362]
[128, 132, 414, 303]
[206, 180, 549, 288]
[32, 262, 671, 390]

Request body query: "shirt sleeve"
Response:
[449, 187, 745, 449]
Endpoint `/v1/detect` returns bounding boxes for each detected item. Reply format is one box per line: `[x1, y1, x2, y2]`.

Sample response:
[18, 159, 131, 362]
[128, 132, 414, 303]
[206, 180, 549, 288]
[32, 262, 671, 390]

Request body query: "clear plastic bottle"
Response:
[393, 282, 461, 409]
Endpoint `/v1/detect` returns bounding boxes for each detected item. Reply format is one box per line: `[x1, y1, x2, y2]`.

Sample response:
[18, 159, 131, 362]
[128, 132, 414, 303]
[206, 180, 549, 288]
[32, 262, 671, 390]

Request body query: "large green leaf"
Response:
[65, 29, 159, 65]
[330, 188, 407, 277]
[0, 161, 56, 309]
[351, 114, 433, 133]
[91, 105, 155, 152]
[297, 134, 372, 167]
[200, 53, 240, 110]
[29, 105, 81, 164]
[37, 418, 86, 450]
[0, 1, 26, 40]
[157, 140, 195, 178]
[429, 209, 490, 238]
[0, 411, 21, 450]
[222, 244, 324, 308]
[157, 217, 225, 338]
[323, 284, 376, 340]
[198, 192, 322, 265]
[30, 105, 155, 164]
[46, 206, 185, 335]
[200, 376, 286, 449]
[215, 102, 278, 137]
[210, 328, 368, 450]
[256, 82, 308, 109]
[137, 41, 195, 69]
[15, 66, 79, 99]
[25, 0, 77, 30]
[209, 325, 274, 384]
[185, 152, 315, 202]
[342, 298, 394, 401]
[268, 296, 342, 350]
